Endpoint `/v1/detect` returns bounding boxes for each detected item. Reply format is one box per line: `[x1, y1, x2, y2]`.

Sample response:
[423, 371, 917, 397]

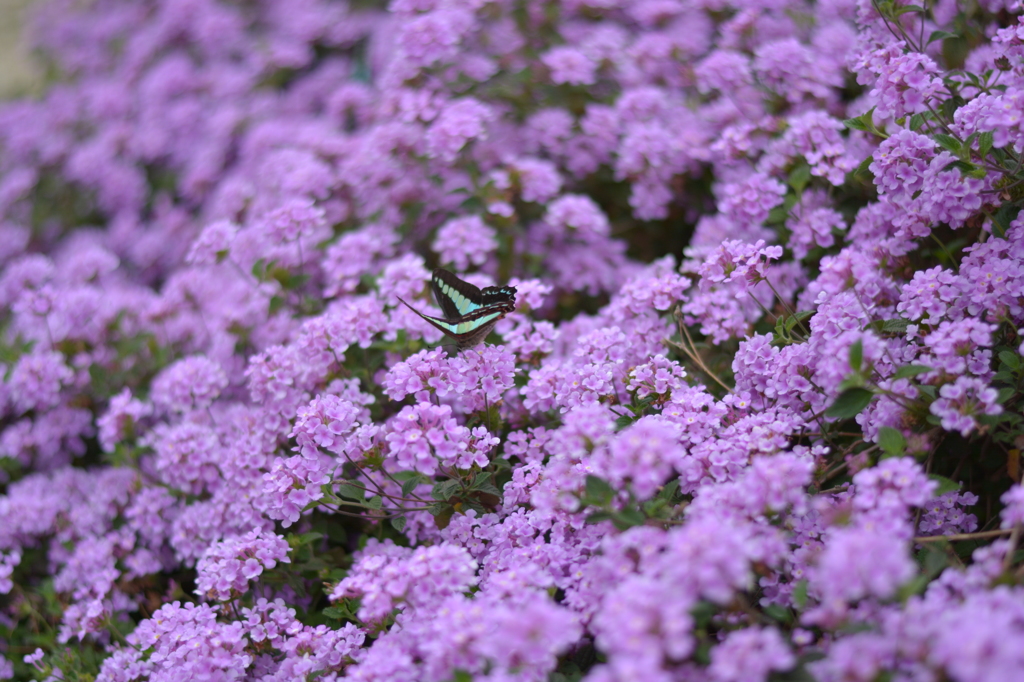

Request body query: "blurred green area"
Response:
[0, 0, 41, 99]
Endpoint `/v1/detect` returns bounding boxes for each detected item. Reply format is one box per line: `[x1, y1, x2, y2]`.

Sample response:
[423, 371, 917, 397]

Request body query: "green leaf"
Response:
[401, 476, 422, 498]
[432, 479, 461, 502]
[792, 580, 808, 610]
[788, 163, 812, 193]
[851, 154, 875, 185]
[431, 503, 454, 529]
[894, 3, 926, 13]
[917, 543, 951, 576]
[825, 388, 874, 419]
[878, 427, 906, 458]
[974, 130, 991, 157]
[933, 133, 962, 153]
[584, 510, 613, 525]
[881, 317, 911, 334]
[999, 350, 1021, 370]
[992, 203, 1021, 237]
[853, 152, 875, 177]
[322, 606, 349, 620]
[843, 109, 875, 133]
[584, 475, 615, 505]
[941, 159, 987, 179]
[763, 604, 792, 623]
[894, 364, 932, 379]
[615, 414, 635, 429]
[390, 515, 407, 533]
[766, 205, 789, 225]
[837, 376, 865, 393]
[366, 495, 383, 510]
[336, 482, 365, 502]
[657, 479, 681, 502]
[848, 339, 863, 373]
[928, 474, 960, 496]
[611, 507, 646, 530]
[251, 258, 267, 278]
[927, 30, 958, 45]
[843, 114, 868, 132]
[470, 472, 492, 490]
[772, 665, 821, 682]
[908, 113, 925, 131]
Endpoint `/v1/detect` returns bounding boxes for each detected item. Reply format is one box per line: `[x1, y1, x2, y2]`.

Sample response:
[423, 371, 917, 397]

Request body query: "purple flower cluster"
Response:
[385, 403, 499, 475]
[2, 0, 1024, 680]
[330, 540, 478, 623]
[194, 528, 291, 601]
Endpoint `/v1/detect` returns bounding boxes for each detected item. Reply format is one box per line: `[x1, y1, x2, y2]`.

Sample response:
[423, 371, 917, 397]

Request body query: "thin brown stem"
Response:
[666, 313, 733, 393]
[914, 528, 1013, 543]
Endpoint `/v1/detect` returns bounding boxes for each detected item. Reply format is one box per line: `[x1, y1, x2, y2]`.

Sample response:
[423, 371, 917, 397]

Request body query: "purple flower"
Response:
[763, 111, 857, 186]
[544, 194, 610, 238]
[627, 354, 688, 400]
[708, 627, 795, 682]
[384, 403, 497, 475]
[929, 376, 1003, 437]
[259, 452, 332, 527]
[921, 318, 996, 376]
[7, 350, 73, 414]
[853, 41, 944, 120]
[592, 416, 685, 499]
[322, 223, 398, 298]
[383, 345, 516, 413]
[869, 128, 936, 205]
[542, 46, 597, 85]
[96, 388, 152, 452]
[695, 49, 754, 94]
[331, 540, 478, 623]
[382, 347, 451, 402]
[753, 38, 842, 104]
[805, 522, 915, 626]
[786, 204, 842, 260]
[145, 422, 224, 496]
[1003, 485, 1024, 528]
[698, 239, 784, 292]
[185, 219, 238, 265]
[96, 601, 251, 681]
[852, 457, 937, 516]
[432, 215, 498, 270]
[393, 7, 475, 75]
[424, 98, 494, 162]
[920, 491, 979, 536]
[195, 528, 291, 601]
[291, 393, 365, 457]
[151, 355, 228, 414]
[0, 549, 21, 594]
[509, 157, 563, 203]
[717, 174, 787, 228]
[897, 265, 961, 324]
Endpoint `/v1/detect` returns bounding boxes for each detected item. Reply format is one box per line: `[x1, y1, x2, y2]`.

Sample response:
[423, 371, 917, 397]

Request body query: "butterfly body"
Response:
[398, 269, 517, 350]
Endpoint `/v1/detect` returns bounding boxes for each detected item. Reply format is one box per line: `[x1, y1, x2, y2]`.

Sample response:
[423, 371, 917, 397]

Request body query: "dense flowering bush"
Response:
[3, 0, 1024, 679]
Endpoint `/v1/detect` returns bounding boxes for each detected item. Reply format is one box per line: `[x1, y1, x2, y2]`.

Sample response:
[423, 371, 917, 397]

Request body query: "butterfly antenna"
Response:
[395, 295, 416, 313]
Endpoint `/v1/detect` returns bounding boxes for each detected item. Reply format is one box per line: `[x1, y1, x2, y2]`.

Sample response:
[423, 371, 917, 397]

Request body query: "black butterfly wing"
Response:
[401, 269, 519, 350]
[397, 296, 516, 349]
[431, 268, 484, 321]
[481, 284, 519, 306]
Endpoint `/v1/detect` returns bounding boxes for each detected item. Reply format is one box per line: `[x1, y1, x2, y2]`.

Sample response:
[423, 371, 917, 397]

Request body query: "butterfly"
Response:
[397, 268, 518, 350]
